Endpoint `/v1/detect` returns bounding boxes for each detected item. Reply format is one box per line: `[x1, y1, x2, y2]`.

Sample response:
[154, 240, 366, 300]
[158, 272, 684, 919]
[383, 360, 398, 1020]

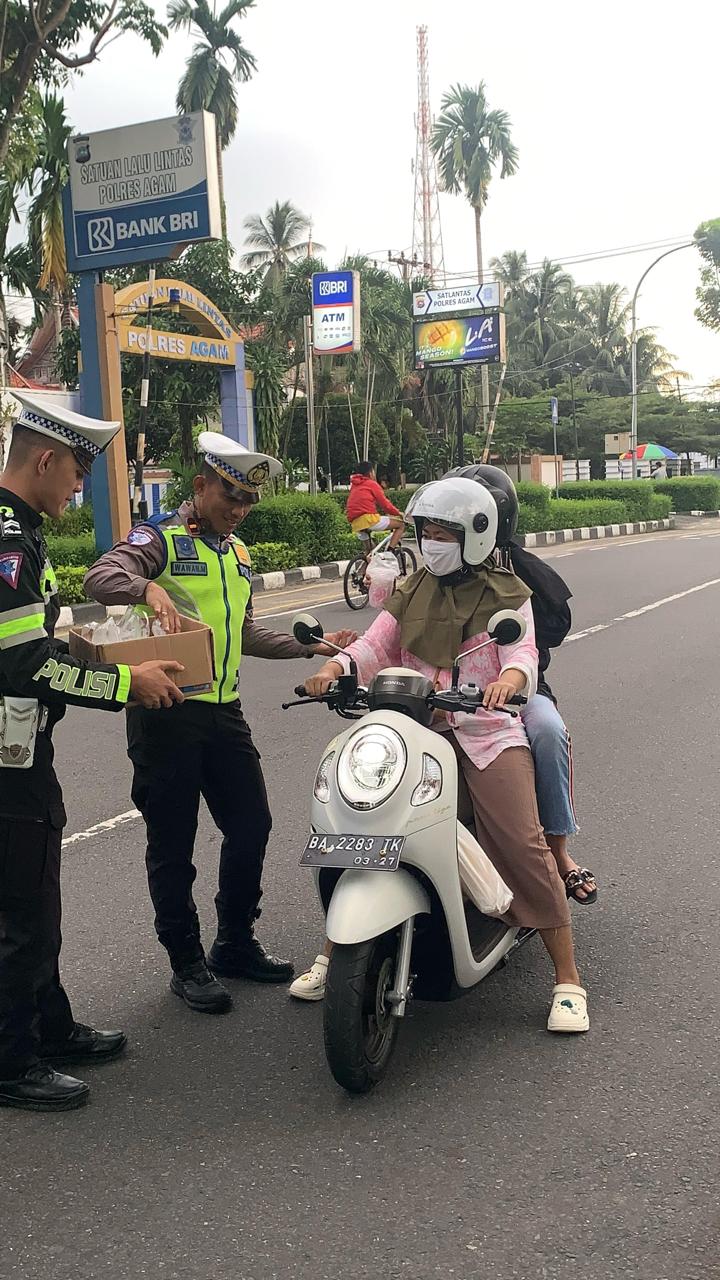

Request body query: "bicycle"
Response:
[342, 530, 418, 611]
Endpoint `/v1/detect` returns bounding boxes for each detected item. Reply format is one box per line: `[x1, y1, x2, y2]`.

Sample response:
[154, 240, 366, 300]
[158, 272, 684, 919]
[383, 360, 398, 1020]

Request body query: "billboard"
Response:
[312, 270, 361, 355]
[64, 112, 221, 272]
[414, 312, 505, 370]
[412, 282, 502, 318]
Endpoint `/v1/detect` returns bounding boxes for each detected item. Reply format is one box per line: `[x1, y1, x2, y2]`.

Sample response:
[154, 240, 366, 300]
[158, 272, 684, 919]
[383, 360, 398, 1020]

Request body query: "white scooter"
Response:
[284, 610, 537, 1094]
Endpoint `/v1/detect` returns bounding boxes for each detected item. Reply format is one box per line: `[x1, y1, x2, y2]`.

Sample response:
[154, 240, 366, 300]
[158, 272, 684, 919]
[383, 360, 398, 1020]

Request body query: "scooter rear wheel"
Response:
[324, 932, 400, 1094]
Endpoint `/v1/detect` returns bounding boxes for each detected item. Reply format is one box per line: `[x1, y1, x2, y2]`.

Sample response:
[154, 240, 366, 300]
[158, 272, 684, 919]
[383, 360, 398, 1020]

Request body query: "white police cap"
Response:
[12, 391, 120, 474]
[198, 430, 282, 499]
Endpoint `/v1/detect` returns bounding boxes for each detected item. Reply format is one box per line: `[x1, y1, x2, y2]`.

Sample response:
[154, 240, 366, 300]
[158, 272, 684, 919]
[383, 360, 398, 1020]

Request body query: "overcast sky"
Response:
[60, 0, 717, 390]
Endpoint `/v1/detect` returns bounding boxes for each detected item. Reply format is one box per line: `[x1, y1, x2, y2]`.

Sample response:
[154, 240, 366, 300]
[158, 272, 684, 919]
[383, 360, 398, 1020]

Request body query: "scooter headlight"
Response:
[313, 749, 335, 803]
[411, 754, 442, 806]
[337, 726, 406, 809]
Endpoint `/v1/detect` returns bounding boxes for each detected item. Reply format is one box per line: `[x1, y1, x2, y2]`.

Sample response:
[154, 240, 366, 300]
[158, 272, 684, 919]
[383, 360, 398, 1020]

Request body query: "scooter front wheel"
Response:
[324, 932, 400, 1094]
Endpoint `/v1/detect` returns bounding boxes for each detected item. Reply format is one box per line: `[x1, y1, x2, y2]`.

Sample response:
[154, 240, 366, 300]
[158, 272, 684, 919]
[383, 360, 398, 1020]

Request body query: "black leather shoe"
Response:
[207, 936, 294, 983]
[0, 1065, 89, 1112]
[41, 1023, 127, 1066]
[170, 961, 233, 1013]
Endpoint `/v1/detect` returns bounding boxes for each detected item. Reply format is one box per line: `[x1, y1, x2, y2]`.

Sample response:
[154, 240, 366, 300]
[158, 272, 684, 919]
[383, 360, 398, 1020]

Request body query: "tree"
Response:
[241, 202, 321, 285]
[695, 218, 720, 334]
[169, 0, 257, 239]
[431, 82, 518, 427]
[27, 94, 72, 342]
[0, 1, 166, 169]
[431, 83, 518, 285]
[244, 338, 288, 463]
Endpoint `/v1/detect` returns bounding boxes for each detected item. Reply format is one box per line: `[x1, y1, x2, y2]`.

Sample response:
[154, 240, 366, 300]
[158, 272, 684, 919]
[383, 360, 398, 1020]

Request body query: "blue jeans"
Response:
[520, 694, 578, 837]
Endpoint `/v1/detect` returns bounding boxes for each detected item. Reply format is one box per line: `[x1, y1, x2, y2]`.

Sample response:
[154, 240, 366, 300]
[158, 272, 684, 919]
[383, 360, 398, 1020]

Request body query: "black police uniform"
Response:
[0, 488, 129, 1081]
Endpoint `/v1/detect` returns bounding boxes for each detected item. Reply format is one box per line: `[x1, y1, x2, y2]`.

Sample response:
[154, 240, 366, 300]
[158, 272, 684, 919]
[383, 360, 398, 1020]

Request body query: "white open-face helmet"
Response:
[405, 477, 499, 567]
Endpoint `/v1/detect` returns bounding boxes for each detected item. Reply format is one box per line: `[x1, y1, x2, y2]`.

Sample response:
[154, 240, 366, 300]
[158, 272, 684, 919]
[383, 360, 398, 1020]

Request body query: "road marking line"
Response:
[566, 576, 720, 643]
[62, 809, 141, 848]
[61, 573, 720, 848]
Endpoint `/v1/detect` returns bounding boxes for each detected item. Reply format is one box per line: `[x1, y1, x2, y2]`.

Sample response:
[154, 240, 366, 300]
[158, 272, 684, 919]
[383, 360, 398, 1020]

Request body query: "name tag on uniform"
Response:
[171, 561, 208, 576]
[172, 534, 199, 561]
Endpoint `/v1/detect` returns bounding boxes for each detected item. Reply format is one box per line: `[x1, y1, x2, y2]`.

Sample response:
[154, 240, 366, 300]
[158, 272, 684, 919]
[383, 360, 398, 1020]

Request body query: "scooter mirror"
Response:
[293, 612, 324, 646]
[486, 608, 527, 646]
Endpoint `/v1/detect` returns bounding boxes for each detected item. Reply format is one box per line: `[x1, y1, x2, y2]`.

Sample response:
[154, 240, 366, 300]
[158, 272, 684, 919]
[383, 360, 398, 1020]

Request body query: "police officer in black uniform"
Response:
[0, 393, 184, 1112]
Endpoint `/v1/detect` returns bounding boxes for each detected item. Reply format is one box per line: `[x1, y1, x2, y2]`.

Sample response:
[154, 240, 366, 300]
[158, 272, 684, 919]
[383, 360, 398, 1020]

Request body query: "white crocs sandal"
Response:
[547, 983, 589, 1033]
[289, 955, 328, 1002]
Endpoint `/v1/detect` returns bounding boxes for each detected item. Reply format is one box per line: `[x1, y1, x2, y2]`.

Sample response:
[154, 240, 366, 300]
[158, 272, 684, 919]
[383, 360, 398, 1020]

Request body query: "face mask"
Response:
[421, 538, 463, 577]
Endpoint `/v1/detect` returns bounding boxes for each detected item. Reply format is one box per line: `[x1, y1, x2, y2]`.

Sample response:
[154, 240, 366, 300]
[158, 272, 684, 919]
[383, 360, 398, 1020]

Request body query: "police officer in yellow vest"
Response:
[86, 433, 353, 1014]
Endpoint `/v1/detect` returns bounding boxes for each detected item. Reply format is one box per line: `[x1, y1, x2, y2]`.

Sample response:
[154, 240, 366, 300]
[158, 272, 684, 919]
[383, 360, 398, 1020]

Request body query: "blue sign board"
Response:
[312, 271, 354, 308]
[64, 112, 221, 273]
[312, 270, 361, 355]
[550, 397, 559, 426]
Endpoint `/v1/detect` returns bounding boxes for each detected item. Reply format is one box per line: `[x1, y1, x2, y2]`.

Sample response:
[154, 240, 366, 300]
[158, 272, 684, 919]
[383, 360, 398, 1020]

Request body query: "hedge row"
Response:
[46, 533, 96, 567]
[56, 566, 87, 605]
[652, 477, 720, 511]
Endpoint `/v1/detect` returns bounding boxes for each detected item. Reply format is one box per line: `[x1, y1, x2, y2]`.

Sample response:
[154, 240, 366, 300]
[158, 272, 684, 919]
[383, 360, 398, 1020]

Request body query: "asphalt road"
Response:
[2, 524, 720, 1280]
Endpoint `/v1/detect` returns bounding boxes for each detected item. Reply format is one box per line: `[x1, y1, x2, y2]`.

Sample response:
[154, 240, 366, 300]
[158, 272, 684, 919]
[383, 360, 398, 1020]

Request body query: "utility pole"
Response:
[455, 369, 464, 468]
[131, 265, 156, 522]
[303, 315, 318, 496]
[387, 250, 429, 285]
[569, 367, 580, 480]
[630, 241, 694, 479]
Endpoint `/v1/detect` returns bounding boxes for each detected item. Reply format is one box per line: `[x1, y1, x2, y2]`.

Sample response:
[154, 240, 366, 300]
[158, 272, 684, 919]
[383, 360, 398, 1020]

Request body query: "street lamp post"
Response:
[630, 241, 695, 479]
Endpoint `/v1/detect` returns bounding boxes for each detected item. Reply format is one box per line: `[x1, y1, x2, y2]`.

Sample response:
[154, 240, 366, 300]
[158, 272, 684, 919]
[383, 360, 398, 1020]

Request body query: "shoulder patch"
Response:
[0, 507, 22, 538]
[127, 527, 155, 546]
[233, 542, 252, 567]
[0, 551, 23, 589]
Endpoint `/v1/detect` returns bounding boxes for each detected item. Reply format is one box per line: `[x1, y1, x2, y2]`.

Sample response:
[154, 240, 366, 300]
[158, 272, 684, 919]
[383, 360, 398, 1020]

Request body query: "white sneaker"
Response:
[289, 955, 328, 1002]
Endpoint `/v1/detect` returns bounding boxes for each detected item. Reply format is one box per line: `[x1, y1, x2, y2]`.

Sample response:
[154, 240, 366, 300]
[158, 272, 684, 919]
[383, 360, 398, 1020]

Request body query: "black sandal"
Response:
[563, 867, 598, 905]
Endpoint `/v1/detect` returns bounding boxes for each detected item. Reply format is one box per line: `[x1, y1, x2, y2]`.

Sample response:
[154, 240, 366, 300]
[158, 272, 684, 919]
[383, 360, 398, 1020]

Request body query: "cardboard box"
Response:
[69, 614, 215, 697]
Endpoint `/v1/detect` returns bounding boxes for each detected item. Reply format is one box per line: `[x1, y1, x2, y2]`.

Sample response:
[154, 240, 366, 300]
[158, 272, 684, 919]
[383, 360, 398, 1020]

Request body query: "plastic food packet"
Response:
[91, 607, 165, 645]
[457, 824, 513, 918]
[366, 551, 400, 608]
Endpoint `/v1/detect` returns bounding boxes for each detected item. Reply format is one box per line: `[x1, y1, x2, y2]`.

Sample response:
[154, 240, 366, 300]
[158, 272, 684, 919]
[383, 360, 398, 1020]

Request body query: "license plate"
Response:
[300, 833, 404, 872]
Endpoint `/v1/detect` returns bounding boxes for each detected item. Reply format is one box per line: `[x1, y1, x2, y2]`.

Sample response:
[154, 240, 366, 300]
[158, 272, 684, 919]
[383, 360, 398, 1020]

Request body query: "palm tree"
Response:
[241, 202, 322, 285]
[490, 249, 528, 302]
[431, 83, 518, 426]
[27, 96, 72, 340]
[168, 0, 257, 238]
[431, 83, 518, 286]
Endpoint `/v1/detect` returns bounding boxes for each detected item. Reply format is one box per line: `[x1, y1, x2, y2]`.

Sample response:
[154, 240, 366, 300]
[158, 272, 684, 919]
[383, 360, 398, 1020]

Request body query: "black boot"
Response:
[170, 960, 233, 1013]
[207, 931, 294, 983]
[0, 1065, 90, 1112]
[41, 1023, 127, 1066]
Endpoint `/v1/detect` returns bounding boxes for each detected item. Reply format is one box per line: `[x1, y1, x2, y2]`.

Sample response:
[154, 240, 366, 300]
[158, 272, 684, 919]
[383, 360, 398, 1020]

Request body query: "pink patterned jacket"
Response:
[337, 598, 538, 771]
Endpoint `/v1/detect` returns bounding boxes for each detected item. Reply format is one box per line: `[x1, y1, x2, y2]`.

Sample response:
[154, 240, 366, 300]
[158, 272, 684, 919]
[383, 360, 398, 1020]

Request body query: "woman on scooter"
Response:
[292, 477, 589, 1034]
[448, 464, 597, 907]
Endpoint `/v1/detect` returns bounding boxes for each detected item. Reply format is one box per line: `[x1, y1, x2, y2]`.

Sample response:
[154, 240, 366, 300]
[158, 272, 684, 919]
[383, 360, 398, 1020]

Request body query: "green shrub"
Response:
[332, 532, 365, 561]
[558, 480, 652, 519]
[516, 504, 553, 535]
[45, 505, 95, 536]
[247, 542, 297, 574]
[648, 493, 672, 520]
[653, 477, 720, 511]
[45, 533, 96, 567]
[242, 493, 348, 564]
[56, 565, 88, 605]
[516, 481, 551, 513]
[547, 498, 627, 529]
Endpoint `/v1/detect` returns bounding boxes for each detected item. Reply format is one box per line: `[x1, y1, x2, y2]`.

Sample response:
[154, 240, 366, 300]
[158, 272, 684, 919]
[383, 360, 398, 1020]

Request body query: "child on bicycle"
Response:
[346, 462, 404, 551]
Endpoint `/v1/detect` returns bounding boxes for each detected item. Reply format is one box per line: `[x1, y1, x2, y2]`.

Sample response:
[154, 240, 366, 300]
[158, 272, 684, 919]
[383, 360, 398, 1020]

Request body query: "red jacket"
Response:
[346, 474, 401, 522]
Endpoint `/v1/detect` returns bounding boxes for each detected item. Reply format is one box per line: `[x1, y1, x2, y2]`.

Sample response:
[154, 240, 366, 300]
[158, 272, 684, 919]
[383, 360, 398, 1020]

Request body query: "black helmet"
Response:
[443, 464, 519, 547]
